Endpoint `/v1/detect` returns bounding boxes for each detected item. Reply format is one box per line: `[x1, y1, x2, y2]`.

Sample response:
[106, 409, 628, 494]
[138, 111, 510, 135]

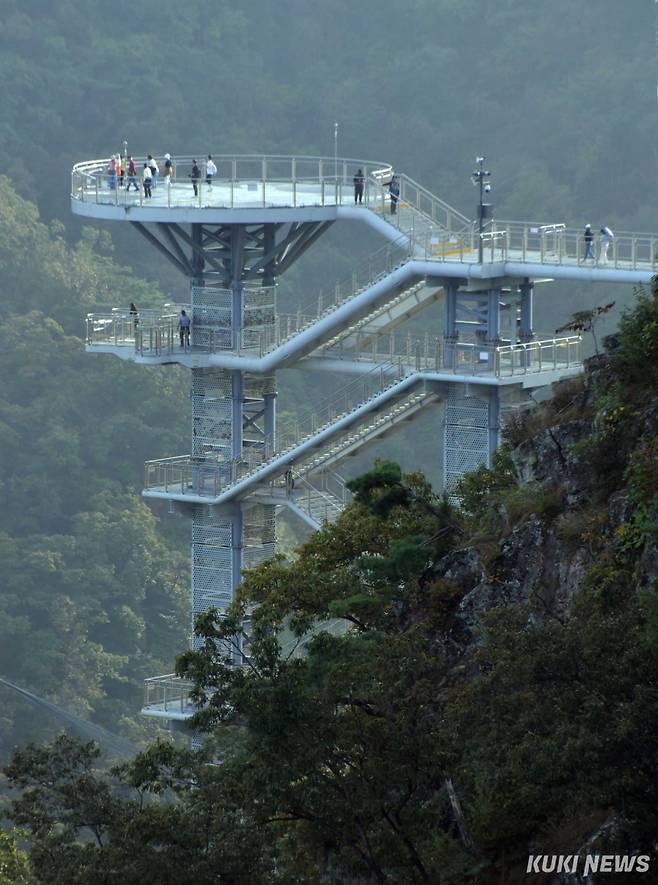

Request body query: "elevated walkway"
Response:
[141, 331, 579, 511]
[74, 154, 657, 285]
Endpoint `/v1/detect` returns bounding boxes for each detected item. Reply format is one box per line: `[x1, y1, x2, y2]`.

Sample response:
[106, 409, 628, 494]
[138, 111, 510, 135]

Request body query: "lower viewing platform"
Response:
[142, 674, 196, 721]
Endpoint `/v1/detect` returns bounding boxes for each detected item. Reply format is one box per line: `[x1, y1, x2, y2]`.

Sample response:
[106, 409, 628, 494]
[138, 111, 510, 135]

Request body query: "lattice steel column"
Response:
[443, 387, 499, 494]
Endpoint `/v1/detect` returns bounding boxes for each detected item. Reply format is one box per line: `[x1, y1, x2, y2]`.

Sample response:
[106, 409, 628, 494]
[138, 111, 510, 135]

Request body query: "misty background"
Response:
[0, 0, 655, 759]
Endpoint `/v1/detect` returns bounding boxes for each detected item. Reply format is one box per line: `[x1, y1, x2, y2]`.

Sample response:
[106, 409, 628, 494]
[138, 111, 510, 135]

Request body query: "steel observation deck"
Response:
[74, 153, 651, 724]
[72, 154, 657, 285]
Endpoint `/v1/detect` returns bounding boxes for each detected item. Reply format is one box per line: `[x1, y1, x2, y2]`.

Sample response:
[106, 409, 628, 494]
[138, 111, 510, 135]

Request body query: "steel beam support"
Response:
[231, 225, 245, 349]
[231, 370, 244, 460]
[487, 288, 501, 340]
[445, 281, 458, 337]
[131, 222, 190, 276]
[264, 390, 276, 455]
[519, 278, 534, 338]
[276, 221, 334, 275]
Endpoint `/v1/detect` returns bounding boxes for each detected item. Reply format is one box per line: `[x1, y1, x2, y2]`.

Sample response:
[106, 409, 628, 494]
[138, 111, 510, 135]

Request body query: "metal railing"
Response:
[319, 332, 582, 376]
[443, 221, 658, 270]
[144, 360, 416, 496]
[289, 470, 350, 524]
[86, 235, 415, 357]
[143, 674, 196, 715]
[72, 154, 392, 210]
[71, 154, 470, 234]
[143, 333, 581, 501]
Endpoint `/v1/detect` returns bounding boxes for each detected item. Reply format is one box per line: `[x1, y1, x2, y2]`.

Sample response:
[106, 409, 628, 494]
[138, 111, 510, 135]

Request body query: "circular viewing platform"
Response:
[71, 153, 394, 222]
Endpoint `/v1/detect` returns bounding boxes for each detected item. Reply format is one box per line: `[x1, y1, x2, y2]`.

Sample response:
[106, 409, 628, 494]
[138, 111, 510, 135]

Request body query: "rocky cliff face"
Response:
[423, 335, 658, 882]
[435, 349, 657, 638]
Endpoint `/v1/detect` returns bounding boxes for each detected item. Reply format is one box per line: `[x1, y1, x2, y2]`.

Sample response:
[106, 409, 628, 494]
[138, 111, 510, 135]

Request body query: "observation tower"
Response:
[72, 154, 656, 723]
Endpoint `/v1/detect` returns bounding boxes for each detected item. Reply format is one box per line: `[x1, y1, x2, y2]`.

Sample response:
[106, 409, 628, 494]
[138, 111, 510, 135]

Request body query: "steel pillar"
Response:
[143, 218, 334, 673]
[519, 279, 534, 339]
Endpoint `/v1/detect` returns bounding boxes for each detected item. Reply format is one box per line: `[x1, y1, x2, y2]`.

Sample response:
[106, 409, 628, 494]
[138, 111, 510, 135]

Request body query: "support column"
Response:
[442, 384, 491, 497]
[444, 281, 458, 368]
[231, 225, 244, 351]
[264, 389, 276, 457]
[487, 288, 501, 341]
[488, 389, 500, 465]
[231, 371, 244, 460]
[262, 224, 276, 287]
[519, 279, 534, 339]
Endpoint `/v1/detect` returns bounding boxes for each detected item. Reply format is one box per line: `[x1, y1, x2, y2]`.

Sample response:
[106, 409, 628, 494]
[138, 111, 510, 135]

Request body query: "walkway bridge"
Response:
[73, 153, 654, 724]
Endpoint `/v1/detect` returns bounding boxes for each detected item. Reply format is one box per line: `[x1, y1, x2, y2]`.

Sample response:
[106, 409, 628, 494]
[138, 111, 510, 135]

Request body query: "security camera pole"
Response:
[471, 157, 491, 263]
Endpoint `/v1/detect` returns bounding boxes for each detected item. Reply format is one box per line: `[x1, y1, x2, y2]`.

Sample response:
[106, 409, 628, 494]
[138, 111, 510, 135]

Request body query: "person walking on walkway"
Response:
[583, 224, 595, 261]
[129, 302, 139, 331]
[389, 175, 400, 214]
[126, 156, 139, 191]
[206, 154, 217, 189]
[142, 163, 152, 198]
[147, 154, 158, 189]
[106, 155, 117, 190]
[178, 309, 191, 348]
[598, 226, 614, 264]
[353, 168, 364, 204]
[163, 153, 174, 187]
[190, 159, 201, 196]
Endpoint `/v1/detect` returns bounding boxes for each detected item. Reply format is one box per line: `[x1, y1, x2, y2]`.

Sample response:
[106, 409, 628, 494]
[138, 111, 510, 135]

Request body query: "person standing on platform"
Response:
[106, 155, 117, 189]
[178, 309, 191, 348]
[142, 163, 152, 198]
[206, 154, 217, 189]
[129, 302, 139, 330]
[389, 175, 400, 214]
[190, 159, 201, 196]
[353, 168, 364, 204]
[163, 153, 174, 187]
[598, 226, 614, 264]
[126, 156, 138, 191]
[147, 154, 158, 188]
[583, 224, 595, 261]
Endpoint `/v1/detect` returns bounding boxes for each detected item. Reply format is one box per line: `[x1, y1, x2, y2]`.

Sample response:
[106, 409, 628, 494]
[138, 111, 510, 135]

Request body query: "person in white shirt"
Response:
[598, 226, 614, 264]
[142, 163, 152, 198]
[147, 154, 159, 189]
[206, 154, 217, 188]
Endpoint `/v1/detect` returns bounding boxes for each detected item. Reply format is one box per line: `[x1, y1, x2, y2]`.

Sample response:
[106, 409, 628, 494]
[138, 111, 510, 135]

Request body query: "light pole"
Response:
[334, 122, 338, 182]
[471, 157, 492, 263]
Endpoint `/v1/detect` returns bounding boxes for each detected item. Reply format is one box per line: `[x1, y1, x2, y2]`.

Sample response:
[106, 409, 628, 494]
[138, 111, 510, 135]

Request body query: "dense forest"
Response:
[0, 0, 656, 879]
[2, 290, 658, 882]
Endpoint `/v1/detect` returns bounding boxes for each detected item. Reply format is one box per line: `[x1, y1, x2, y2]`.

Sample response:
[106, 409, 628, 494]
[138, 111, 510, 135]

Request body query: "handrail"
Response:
[143, 333, 582, 501]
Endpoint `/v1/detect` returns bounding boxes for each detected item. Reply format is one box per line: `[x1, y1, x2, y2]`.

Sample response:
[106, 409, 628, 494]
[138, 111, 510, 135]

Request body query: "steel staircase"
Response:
[319, 280, 443, 352]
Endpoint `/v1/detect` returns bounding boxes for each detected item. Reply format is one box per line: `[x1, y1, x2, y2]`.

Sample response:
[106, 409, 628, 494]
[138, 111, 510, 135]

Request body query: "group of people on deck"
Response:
[106, 154, 217, 198]
[583, 224, 614, 264]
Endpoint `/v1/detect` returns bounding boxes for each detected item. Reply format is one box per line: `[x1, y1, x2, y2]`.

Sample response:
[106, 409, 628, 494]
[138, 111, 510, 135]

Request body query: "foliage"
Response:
[0, 828, 32, 885]
[0, 184, 190, 751]
[611, 284, 658, 395]
[454, 446, 515, 527]
[555, 301, 615, 353]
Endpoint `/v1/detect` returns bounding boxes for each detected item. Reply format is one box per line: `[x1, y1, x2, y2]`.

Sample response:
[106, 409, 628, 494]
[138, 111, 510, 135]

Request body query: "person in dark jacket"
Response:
[126, 156, 139, 191]
[178, 309, 191, 347]
[190, 159, 201, 196]
[353, 168, 364, 204]
[389, 175, 400, 214]
[583, 224, 594, 260]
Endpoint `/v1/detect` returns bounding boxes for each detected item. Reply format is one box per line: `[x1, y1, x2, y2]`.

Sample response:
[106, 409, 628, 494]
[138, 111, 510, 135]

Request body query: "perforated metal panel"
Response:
[443, 393, 490, 492]
[192, 368, 234, 458]
[191, 506, 235, 650]
[242, 504, 276, 568]
[191, 287, 233, 349]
